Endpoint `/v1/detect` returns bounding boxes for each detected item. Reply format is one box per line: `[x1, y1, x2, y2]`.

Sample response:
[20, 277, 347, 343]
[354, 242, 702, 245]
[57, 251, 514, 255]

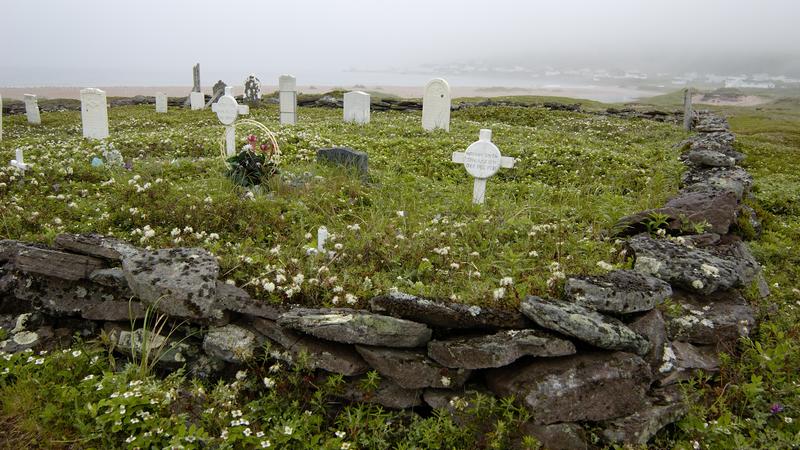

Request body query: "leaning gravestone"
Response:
[683, 88, 693, 131]
[190, 92, 205, 110]
[343, 91, 370, 124]
[452, 129, 515, 204]
[422, 78, 451, 131]
[155, 92, 168, 113]
[212, 87, 250, 156]
[206, 80, 228, 107]
[316, 147, 368, 177]
[80, 88, 109, 140]
[243, 75, 262, 104]
[279, 74, 297, 125]
[24, 94, 41, 125]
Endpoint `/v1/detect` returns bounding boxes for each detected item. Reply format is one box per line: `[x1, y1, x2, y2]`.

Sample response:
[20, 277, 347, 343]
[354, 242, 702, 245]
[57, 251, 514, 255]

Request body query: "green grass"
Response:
[0, 102, 687, 310]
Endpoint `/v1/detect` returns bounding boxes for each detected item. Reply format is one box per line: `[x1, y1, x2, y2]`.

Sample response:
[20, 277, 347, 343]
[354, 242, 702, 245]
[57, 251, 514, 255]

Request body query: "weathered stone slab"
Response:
[316, 147, 368, 176]
[251, 318, 369, 376]
[659, 341, 720, 385]
[687, 149, 736, 167]
[355, 345, 471, 389]
[427, 329, 575, 369]
[370, 291, 529, 329]
[14, 245, 105, 281]
[628, 234, 757, 295]
[662, 289, 755, 345]
[338, 376, 422, 409]
[564, 270, 672, 314]
[682, 165, 753, 201]
[486, 352, 651, 424]
[121, 248, 223, 320]
[88, 267, 129, 289]
[520, 296, 650, 355]
[55, 233, 140, 261]
[627, 309, 667, 376]
[216, 281, 283, 320]
[601, 402, 688, 445]
[0, 326, 54, 353]
[277, 308, 432, 348]
[203, 324, 262, 364]
[520, 422, 589, 450]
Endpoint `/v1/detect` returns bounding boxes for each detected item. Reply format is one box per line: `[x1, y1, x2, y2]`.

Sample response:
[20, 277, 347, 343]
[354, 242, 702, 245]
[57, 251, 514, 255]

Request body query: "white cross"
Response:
[10, 148, 30, 172]
[452, 129, 515, 204]
[212, 87, 250, 156]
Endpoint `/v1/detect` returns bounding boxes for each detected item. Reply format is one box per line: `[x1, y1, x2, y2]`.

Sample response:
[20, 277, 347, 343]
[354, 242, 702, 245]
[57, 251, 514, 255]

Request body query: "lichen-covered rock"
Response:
[278, 308, 431, 347]
[216, 281, 284, 320]
[88, 267, 129, 289]
[122, 248, 223, 320]
[0, 326, 54, 353]
[687, 149, 736, 167]
[369, 291, 529, 329]
[659, 341, 720, 385]
[486, 351, 651, 424]
[427, 329, 575, 369]
[13, 244, 105, 281]
[337, 376, 422, 409]
[520, 296, 650, 355]
[564, 270, 672, 314]
[54, 233, 140, 261]
[355, 345, 471, 389]
[628, 234, 758, 295]
[627, 309, 668, 376]
[203, 324, 262, 364]
[682, 165, 753, 201]
[251, 318, 369, 376]
[662, 290, 755, 345]
[601, 402, 688, 445]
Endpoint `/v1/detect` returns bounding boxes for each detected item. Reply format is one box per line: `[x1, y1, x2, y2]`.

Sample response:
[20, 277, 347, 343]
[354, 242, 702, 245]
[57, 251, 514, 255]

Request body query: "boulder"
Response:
[427, 329, 575, 369]
[627, 234, 758, 295]
[564, 270, 672, 314]
[486, 351, 651, 424]
[355, 345, 471, 389]
[662, 290, 755, 346]
[203, 324, 262, 364]
[122, 248, 224, 320]
[251, 318, 369, 376]
[370, 291, 529, 329]
[277, 308, 431, 348]
[520, 296, 650, 355]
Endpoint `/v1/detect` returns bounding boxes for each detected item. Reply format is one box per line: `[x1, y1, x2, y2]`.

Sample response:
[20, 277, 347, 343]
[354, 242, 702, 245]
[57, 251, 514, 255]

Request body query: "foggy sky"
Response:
[2, 0, 799, 86]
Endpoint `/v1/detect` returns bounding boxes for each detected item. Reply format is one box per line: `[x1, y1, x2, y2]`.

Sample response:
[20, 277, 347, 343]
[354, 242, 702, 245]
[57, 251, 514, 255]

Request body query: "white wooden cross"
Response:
[212, 87, 250, 156]
[10, 148, 30, 172]
[452, 129, 515, 204]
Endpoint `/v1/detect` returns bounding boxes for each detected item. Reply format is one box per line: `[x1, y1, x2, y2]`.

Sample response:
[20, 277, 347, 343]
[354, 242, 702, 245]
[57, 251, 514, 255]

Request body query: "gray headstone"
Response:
[206, 80, 227, 107]
[316, 147, 368, 176]
[192, 63, 201, 93]
[683, 88, 693, 131]
[243, 74, 262, 104]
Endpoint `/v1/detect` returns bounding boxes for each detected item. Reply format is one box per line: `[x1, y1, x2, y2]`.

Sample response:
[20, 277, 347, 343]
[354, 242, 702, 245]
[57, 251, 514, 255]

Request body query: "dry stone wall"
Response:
[0, 111, 762, 448]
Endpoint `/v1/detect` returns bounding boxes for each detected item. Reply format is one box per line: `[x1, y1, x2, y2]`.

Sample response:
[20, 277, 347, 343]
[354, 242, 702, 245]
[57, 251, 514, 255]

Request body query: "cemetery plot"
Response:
[0, 101, 686, 308]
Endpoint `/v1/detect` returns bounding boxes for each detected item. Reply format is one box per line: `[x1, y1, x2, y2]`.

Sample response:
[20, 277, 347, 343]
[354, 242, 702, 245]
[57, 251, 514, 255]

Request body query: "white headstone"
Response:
[10, 148, 30, 172]
[317, 226, 329, 252]
[451, 129, 515, 204]
[155, 92, 168, 113]
[422, 78, 451, 132]
[80, 88, 109, 140]
[24, 94, 41, 125]
[190, 92, 205, 110]
[212, 87, 250, 156]
[279, 75, 297, 125]
[343, 91, 370, 124]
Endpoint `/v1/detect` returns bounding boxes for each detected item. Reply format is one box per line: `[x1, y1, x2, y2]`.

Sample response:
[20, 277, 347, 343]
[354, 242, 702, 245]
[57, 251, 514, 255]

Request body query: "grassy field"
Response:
[0, 101, 686, 310]
[1, 92, 799, 448]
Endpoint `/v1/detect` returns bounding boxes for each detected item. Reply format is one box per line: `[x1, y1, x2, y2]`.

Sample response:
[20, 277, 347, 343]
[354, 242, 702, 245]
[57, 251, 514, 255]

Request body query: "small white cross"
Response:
[10, 148, 30, 172]
[452, 129, 515, 204]
[212, 87, 250, 156]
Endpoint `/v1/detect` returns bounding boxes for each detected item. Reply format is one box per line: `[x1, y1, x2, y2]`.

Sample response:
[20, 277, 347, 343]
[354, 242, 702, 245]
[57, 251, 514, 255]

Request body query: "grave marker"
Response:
[343, 91, 370, 124]
[212, 87, 250, 156]
[155, 92, 168, 113]
[279, 75, 297, 125]
[24, 94, 41, 125]
[683, 88, 693, 131]
[0, 93, 3, 140]
[422, 78, 451, 131]
[452, 129, 515, 204]
[190, 92, 205, 110]
[80, 88, 109, 140]
[10, 148, 30, 172]
[206, 80, 228, 107]
[317, 226, 329, 252]
[244, 74, 262, 104]
[192, 63, 201, 93]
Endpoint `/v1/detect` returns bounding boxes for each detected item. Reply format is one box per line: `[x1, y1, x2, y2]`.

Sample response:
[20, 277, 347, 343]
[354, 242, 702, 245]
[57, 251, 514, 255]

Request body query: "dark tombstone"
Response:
[206, 80, 228, 107]
[316, 147, 369, 177]
[243, 75, 262, 104]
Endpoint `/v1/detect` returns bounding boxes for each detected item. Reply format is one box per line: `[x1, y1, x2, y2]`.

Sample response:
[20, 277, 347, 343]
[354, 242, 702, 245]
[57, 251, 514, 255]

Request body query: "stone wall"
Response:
[0, 111, 762, 448]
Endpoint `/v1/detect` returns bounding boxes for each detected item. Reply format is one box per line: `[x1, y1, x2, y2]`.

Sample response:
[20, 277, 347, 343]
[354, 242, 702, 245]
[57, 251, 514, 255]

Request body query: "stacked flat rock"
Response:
[564, 270, 672, 313]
